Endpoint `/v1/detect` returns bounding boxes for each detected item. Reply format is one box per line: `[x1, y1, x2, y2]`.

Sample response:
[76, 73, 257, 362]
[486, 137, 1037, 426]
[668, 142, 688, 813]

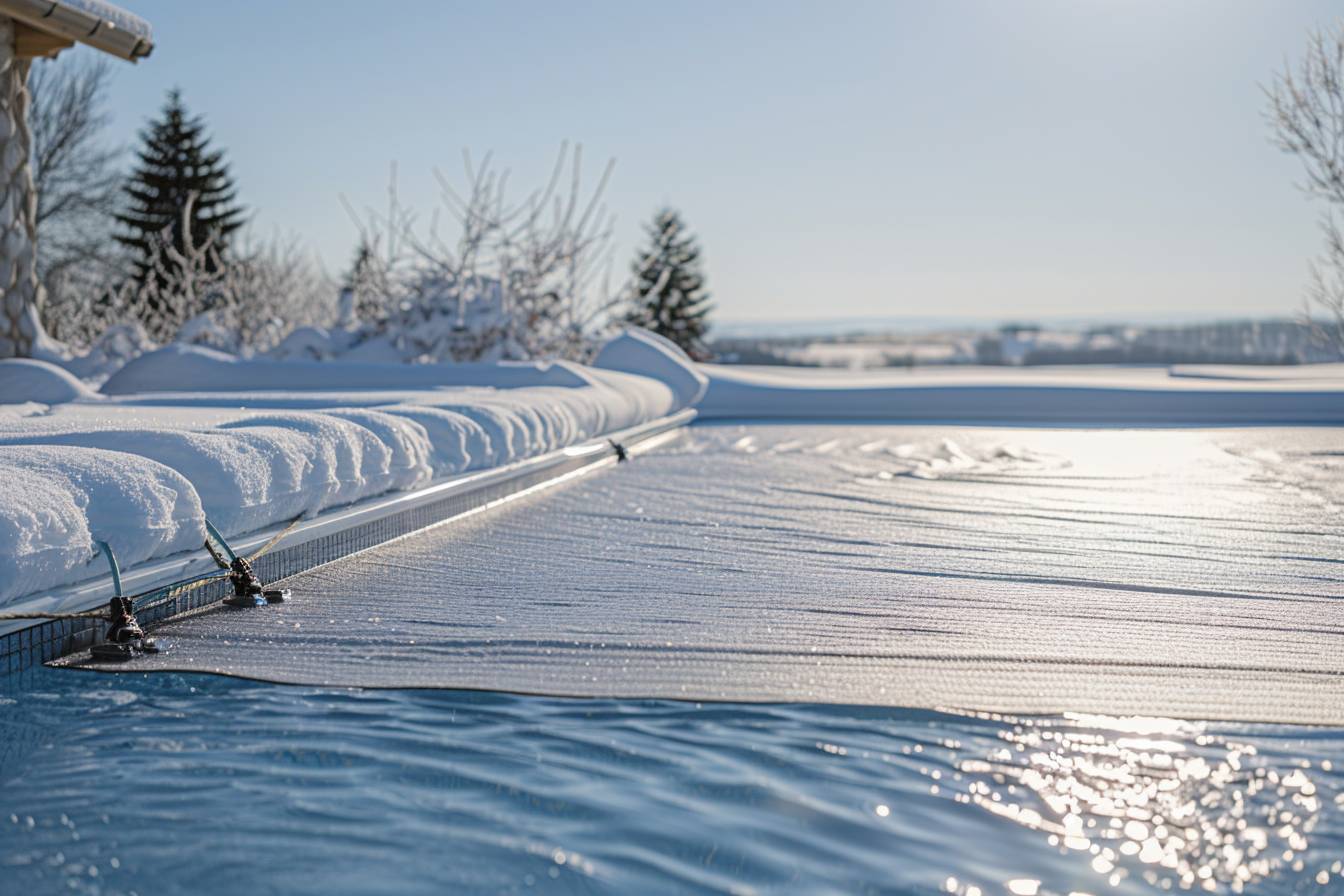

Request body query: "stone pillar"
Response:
[0, 17, 43, 358]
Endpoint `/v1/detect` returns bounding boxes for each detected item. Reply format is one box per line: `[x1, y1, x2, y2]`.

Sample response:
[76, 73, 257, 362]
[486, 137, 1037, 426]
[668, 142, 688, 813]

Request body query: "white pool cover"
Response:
[82, 424, 1344, 724]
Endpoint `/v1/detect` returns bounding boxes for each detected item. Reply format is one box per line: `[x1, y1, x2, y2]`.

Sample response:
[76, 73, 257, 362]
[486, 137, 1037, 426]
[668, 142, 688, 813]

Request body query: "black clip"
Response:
[608, 439, 629, 463]
[223, 555, 290, 608]
[89, 597, 160, 662]
[105, 596, 144, 643]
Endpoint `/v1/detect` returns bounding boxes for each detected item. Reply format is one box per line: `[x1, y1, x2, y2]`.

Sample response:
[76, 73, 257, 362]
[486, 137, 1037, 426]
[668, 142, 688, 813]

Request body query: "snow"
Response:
[102, 344, 594, 393]
[320, 409, 433, 491]
[0, 445, 201, 606]
[0, 334, 694, 608]
[697, 363, 1344, 424]
[62, 324, 155, 384]
[0, 359, 99, 404]
[62, 0, 153, 40]
[0, 425, 344, 538]
[592, 327, 708, 408]
[5, 328, 1344, 618]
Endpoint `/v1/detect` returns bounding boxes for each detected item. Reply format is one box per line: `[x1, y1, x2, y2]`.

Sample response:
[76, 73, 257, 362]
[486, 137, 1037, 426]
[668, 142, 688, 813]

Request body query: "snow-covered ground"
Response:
[0, 330, 703, 608]
[1, 331, 1341, 615]
[699, 363, 1344, 423]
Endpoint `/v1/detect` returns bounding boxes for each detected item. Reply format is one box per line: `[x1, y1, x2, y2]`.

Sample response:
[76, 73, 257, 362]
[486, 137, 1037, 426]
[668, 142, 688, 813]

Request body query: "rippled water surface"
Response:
[1, 670, 1341, 895]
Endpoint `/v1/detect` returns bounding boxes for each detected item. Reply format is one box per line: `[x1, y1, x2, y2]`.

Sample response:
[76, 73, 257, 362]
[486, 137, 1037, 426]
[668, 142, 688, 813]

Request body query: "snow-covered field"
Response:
[700, 363, 1344, 422]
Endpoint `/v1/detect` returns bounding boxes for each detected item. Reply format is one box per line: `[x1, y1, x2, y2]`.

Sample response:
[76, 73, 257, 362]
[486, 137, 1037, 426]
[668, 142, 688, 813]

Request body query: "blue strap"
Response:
[96, 540, 123, 598]
[204, 519, 239, 563]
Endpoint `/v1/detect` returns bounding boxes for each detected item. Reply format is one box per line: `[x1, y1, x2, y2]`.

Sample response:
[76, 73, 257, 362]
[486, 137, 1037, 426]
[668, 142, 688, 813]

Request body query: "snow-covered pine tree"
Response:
[626, 208, 713, 359]
[114, 89, 244, 320]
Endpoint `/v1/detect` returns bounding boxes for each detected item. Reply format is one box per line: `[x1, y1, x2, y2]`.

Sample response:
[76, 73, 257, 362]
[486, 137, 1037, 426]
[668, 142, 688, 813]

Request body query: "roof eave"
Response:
[0, 0, 152, 62]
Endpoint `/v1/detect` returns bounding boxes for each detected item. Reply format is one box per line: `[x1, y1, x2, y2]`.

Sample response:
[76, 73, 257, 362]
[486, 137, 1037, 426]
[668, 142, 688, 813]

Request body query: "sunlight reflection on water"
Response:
[937, 712, 1333, 895]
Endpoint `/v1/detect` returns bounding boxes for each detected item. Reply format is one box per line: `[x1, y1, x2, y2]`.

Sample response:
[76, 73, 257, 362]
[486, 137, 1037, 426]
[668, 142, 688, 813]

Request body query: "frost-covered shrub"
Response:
[62, 321, 154, 382]
[343, 145, 623, 363]
[46, 147, 626, 371]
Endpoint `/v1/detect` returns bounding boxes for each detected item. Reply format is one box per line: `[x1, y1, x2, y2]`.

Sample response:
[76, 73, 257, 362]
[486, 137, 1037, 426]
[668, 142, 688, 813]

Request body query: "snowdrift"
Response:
[101, 344, 593, 393]
[697, 364, 1344, 424]
[0, 359, 99, 405]
[592, 328, 708, 408]
[0, 336, 697, 608]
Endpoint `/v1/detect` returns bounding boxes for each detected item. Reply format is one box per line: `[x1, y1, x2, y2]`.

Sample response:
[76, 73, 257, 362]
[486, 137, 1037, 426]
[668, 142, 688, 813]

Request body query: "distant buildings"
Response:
[712, 319, 1341, 368]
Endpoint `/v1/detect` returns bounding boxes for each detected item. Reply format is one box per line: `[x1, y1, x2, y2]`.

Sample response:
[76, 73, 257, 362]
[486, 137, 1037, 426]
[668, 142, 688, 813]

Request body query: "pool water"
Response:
[1, 669, 1341, 895]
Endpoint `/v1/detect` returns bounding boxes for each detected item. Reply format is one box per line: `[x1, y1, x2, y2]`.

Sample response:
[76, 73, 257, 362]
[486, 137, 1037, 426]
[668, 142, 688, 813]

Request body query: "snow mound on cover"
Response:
[593, 328, 707, 408]
[0, 426, 329, 538]
[101, 344, 591, 394]
[0, 445, 202, 604]
[374, 406, 488, 476]
[217, 413, 402, 515]
[320, 409, 433, 490]
[0, 413, 434, 539]
[0, 359, 99, 404]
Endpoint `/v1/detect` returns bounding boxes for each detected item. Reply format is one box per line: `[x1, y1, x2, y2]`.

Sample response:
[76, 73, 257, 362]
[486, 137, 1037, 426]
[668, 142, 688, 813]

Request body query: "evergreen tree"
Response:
[626, 208, 712, 359]
[115, 89, 244, 304]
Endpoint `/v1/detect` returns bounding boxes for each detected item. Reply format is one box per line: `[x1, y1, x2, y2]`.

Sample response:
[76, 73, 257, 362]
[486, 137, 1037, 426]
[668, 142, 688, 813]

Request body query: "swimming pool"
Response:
[4, 423, 1342, 894]
[2, 671, 1340, 895]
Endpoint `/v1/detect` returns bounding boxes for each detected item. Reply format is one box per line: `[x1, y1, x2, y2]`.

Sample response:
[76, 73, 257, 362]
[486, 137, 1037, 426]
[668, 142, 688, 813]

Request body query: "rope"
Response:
[0, 608, 109, 621]
[249, 515, 304, 562]
[204, 514, 301, 566]
[130, 570, 231, 615]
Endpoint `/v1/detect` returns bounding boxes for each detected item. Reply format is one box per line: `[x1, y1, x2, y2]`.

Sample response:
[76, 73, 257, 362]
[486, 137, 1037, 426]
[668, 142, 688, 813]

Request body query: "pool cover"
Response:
[71, 424, 1344, 724]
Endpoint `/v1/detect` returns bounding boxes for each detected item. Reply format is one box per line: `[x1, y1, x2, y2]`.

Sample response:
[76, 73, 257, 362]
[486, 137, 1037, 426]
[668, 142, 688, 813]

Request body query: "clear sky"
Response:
[79, 0, 1339, 323]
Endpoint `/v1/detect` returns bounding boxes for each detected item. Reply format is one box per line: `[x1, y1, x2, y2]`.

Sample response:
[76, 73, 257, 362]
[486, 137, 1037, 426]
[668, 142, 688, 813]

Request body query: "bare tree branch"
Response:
[28, 56, 126, 345]
[346, 145, 626, 362]
[1269, 21, 1344, 349]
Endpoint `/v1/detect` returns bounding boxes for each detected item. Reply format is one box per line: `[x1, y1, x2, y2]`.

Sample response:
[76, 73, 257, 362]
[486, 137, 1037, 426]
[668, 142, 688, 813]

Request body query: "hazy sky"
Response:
[81, 0, 1338, 323]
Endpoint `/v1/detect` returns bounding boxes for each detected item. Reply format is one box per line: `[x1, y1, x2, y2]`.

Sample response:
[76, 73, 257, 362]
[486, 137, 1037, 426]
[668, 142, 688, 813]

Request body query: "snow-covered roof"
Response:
[0, 0, 152, 61]
[63, 0, 149, 38]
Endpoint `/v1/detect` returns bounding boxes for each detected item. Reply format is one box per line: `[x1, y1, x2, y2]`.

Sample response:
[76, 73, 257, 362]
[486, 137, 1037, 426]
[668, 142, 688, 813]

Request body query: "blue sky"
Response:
[79, 0, 1338, 323]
